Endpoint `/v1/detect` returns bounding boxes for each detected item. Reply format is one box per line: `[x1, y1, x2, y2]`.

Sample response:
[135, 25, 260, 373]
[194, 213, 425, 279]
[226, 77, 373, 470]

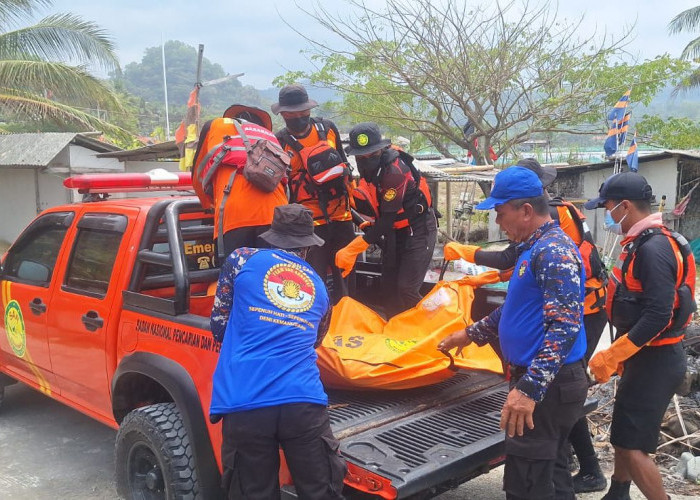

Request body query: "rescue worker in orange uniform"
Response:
[273, 84, 354, 303]
[192, 105, 287, 256]
[585, 172, 696, 500]
[337, 122, 437, 317]
[444, 159, 609, 492]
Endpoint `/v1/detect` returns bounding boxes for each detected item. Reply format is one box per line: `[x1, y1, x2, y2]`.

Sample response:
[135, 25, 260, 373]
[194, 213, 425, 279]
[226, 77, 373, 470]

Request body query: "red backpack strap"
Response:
[217, 170, 237, 260]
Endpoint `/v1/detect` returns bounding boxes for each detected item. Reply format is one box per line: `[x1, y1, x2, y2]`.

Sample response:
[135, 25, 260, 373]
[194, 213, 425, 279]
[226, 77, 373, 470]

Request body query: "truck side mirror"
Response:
[16, 260, 50, 283]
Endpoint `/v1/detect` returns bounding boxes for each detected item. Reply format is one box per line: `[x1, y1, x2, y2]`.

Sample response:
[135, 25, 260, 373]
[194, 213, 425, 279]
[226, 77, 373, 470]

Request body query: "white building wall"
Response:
[486, 157, 681, 248]
[583, 158, 679, 244]
[0, 169, 39, 245]
[68, 144, 121, 173]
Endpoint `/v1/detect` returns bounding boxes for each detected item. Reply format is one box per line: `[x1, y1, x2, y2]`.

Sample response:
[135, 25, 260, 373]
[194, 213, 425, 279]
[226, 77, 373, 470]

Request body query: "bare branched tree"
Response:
[281, 0, 686, 163]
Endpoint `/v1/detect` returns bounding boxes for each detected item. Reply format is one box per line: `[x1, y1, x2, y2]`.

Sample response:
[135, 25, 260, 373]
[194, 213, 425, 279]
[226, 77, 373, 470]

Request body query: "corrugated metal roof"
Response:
[0, 132, 119, 168]
[97, 140, 180, 161]
[555, 150, 700, 173]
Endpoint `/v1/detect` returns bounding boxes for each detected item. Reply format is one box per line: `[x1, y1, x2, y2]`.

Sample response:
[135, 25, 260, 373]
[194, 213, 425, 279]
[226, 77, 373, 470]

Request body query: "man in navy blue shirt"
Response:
[439, 167, 588, 500]
[210, 204, 346, 499]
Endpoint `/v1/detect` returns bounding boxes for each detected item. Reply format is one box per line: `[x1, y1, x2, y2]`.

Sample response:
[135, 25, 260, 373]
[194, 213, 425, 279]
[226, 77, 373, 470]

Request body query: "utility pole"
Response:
[161, 33, 170, 140]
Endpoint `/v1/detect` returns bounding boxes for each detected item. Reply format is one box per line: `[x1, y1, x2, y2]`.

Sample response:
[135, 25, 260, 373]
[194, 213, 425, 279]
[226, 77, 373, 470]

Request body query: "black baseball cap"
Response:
[584, 172, 653, 210]
[516, 158, 557, 188]
[345, 122, 391, 156]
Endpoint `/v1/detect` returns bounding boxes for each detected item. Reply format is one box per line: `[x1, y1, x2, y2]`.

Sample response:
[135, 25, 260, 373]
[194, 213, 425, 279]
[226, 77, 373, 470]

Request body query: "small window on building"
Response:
[2, 212, 74, 286]
[63, 214, 127, 297]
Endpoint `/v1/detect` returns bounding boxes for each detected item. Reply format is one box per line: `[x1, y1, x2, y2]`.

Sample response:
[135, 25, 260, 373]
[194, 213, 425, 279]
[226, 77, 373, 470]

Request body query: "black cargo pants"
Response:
[381, 208, 437, 317]
[306, 220, 356, 305]
[504, 360, 588, 500]
[221, 403, 346, 499]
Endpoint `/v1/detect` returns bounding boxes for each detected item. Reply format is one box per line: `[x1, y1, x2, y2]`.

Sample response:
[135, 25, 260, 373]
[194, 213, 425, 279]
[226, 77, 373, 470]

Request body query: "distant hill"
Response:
[259, 82, 341, 104]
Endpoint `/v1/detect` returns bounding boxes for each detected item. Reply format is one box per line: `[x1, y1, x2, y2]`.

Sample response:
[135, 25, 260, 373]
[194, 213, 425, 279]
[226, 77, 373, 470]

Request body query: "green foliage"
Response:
[668, 5, 700, 93]
[116, 40, 266, 132]
[637, 114, 700, 149]
[0, 0, 134, 142]
[282, 0, 688, 163]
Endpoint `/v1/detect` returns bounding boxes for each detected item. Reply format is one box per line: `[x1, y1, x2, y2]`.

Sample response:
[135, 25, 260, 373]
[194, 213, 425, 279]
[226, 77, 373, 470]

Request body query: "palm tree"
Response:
[0, 0, 130, 139]
[669, 5, 700, 91]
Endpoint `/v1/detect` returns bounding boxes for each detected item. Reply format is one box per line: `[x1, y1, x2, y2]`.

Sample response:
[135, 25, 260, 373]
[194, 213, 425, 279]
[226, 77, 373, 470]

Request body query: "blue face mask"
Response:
[604, 202, 627, 235]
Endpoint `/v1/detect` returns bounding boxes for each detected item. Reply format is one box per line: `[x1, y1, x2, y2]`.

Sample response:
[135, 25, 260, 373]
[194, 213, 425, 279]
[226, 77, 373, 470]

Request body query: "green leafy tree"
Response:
[637, 114, 700, 149]
[0, 0, 131, 140]
[281, 0, 687, 163]
[669, 5, 700, 91]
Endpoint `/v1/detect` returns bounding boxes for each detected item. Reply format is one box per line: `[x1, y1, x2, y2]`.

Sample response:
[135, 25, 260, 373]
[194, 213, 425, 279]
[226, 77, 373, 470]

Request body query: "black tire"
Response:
[115, 402, 199, 500]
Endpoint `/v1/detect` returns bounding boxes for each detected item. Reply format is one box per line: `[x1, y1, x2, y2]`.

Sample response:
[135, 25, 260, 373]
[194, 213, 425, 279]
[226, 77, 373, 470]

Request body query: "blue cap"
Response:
[476, 166, 544, 210]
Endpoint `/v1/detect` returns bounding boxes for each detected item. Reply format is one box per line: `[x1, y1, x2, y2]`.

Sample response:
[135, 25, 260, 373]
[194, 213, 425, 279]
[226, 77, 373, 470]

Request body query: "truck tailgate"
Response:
[328, 371, 508, 498]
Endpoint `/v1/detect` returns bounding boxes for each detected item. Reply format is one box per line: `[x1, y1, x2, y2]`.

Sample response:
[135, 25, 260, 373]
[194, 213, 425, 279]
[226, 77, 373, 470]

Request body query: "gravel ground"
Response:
[2, 382, 700, 500]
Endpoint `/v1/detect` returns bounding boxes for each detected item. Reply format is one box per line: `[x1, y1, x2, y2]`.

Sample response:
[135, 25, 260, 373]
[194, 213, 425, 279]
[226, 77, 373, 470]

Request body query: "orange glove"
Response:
[588, 334, 641, 384]
[358, 220, 372, 230]
[444, 242, 480, 262]
[335, 236, 369, 278]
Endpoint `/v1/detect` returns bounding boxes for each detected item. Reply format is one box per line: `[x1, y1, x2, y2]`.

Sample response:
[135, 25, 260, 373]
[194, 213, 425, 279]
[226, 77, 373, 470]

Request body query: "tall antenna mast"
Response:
[161, 33, 171, 140]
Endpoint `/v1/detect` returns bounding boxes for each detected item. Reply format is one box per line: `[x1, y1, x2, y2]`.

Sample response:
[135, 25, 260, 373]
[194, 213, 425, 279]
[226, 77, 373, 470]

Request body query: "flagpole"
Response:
[162, 33, 171, 140]
[195, 44, 204, 134]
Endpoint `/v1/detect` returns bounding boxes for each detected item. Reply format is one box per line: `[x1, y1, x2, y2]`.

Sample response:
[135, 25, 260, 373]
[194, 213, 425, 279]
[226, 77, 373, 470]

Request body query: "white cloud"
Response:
[45, 0, 698, 88]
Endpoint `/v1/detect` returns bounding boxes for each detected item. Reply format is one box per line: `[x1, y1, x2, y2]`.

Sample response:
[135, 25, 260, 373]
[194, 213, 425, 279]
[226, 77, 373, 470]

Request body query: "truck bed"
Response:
[328, 371, 508, 498]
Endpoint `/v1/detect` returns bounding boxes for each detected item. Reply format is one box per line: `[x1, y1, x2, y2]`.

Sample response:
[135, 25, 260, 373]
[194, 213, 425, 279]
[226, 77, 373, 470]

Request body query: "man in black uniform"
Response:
[336, 122, 437, 317]
[585, 172, 696, 500]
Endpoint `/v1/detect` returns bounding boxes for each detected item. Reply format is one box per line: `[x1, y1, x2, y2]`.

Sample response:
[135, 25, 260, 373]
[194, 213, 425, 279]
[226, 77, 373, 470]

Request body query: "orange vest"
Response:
[278, 121, 351, 225]
[193, 118, 287, 234]
[606, 226, 697, 346]
[550, 200, 607, 315]
[352, 178, 379, 221]
[387, 147, 433, 229]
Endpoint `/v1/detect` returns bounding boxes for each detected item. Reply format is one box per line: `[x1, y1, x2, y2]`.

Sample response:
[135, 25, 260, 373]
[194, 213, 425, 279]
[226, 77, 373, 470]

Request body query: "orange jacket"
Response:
[550, 201, 606, 315]
[193, 118, 287, 234]
[276, 120, 351, 225]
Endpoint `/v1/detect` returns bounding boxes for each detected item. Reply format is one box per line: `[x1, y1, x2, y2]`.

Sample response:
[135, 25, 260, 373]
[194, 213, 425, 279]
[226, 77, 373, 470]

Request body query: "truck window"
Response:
[1, 211, 74, 287]
[143, 218, 217, 279]
[63, 214, 127, 298]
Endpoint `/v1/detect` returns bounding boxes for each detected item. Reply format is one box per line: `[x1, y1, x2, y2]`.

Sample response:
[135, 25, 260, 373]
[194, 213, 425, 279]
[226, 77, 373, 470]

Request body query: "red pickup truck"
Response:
[0, 178, 516, 499]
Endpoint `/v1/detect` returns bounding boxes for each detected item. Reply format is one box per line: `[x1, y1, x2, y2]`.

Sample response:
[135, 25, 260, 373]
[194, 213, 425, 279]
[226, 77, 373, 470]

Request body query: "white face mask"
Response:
[604, 202, 628, 235]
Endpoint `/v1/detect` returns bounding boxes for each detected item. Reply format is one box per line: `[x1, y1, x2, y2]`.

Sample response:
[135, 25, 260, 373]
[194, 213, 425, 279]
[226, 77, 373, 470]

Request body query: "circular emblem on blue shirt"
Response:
[264, 263, 315, 313]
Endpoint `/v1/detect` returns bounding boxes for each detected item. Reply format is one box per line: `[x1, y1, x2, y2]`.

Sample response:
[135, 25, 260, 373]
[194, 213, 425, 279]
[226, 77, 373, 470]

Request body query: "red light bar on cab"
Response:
[64, 169, 193, 194]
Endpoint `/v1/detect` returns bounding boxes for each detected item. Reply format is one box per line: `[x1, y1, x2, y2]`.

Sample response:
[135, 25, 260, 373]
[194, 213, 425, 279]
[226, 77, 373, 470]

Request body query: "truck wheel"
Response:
[115, 402, 199, 500]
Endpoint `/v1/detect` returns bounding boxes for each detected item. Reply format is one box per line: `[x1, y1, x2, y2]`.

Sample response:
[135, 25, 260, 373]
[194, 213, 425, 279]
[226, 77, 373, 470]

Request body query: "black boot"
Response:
[600, 478, 631, 500]
[573, 454, 607, 493]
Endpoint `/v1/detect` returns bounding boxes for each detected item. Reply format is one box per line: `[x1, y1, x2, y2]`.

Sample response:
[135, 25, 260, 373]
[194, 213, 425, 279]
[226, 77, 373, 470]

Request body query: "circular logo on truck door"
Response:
[264, 263, 315, 313]
[4, 300, 26, 358]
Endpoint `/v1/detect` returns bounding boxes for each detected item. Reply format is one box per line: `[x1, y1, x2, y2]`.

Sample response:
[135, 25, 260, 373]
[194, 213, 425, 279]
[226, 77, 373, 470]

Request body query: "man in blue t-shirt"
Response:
[210, 204, 346, 499]
[438, 167, 588, 500]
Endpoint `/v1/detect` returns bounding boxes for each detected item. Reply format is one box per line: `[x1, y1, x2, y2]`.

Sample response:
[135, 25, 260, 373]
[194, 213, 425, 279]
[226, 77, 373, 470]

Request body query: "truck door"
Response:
[47, 211, 135, 418]
[0, 211, 75, 395]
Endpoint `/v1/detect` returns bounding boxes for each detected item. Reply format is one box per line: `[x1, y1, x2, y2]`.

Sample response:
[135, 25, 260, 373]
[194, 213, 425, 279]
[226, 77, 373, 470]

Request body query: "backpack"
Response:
[549, 198, 607, 282]
[192, 119, 290, 259]
[280, 119, 350, 222]
[197, 120, 289, 197]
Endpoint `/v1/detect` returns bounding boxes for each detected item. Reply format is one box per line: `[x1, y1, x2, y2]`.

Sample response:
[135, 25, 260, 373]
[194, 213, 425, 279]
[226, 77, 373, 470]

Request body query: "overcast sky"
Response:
[44, 0, 699, 89]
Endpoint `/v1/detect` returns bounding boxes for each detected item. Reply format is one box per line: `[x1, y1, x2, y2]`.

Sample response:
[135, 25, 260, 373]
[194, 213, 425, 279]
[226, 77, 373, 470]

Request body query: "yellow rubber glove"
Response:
[335, 236, 370, 278]
[443, 242, 480, 262]
[588, 334, 641, 383]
